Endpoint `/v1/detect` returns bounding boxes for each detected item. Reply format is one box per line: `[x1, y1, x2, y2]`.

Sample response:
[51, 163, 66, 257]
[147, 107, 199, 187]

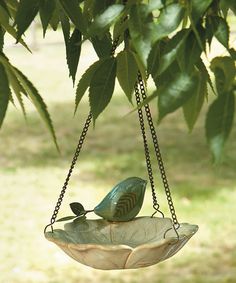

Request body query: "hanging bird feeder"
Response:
[44, 37, 198, 270]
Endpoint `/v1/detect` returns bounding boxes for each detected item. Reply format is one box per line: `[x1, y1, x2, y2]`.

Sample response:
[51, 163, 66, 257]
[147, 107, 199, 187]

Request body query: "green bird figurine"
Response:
[94, 177, 147, 222]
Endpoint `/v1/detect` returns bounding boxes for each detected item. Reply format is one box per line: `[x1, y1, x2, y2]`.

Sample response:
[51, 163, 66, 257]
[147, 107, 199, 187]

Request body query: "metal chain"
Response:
[111, 37, 120, 57]
[137, 72, 179, 228]
[44, 113, 92, 233]
[134, 82, 164, 218]
[44, 38, 120, 233]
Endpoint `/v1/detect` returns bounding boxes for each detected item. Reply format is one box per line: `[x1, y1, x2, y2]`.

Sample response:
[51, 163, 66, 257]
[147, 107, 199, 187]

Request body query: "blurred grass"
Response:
[0, 28, 236, 283]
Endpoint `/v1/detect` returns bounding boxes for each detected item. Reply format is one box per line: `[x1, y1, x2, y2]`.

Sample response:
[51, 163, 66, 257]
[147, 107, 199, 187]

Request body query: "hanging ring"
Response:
[163, 223, 180, 240]
[151, 204, 165, 218]
[44, 222, 54, 234]
[151, 210, 165, 218]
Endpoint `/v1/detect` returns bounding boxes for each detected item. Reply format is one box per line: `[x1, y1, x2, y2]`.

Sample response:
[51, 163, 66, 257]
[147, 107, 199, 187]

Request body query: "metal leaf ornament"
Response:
[94, 177, 147, 221]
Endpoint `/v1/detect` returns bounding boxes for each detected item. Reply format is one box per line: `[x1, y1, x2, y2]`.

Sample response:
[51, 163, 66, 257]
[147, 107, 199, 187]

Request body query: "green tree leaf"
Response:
[13, 67, 59, 151]
[74, 59, 104, 114]
[158, 29, 189, 75]
[129, 4, 157, 67]
[210, 56, 236, 94]
[205, 16, 214, 46]
[213, 17, 229, 48]
[196, 58, 215, 94]
[129, 3, 184, 67]
[113, 16, 128, 42]
[0, 26, 4, 51]
[116, 50, 138, 102]
[229, 48, 236, 60]
[178, 28, 205, 72]
[89, 4, 124, 37]
[220, 0, 236, 15]
[183, 71, 207, 131]
[91, 33, 112, 58]
[158, 71, 199, 121]
[5, 64, 26, 116]
[66, 28, 82, 85]
[0, 6, 30, 50]
[155, 3, 184, 40]
[0, 0, 10, 16]
[206, 92, 235, 162]
[191, 0, 213, 23]
[220, 0, 229, 17]
[147, 0, 164, 12]
[188, 0, 211, 52]
[92, 0, 116, 16]
[15, 0, 40, 41]
[39, 0, 56, 37]
[0, 62, 10, 128]
[60, 10, 70, 43]
[60, 11, 82, 84]
[0, 52, 27, 115]
[147, 41, 160, 78]
[5, 0, 19, 18]
[59, 0, 86, 34]
[229, 0, 236, 14]
[49, 3, 60, 31]
[206, 16, 229, 48]
[89, 57, 116, 122]
[132, 51, 147, 84]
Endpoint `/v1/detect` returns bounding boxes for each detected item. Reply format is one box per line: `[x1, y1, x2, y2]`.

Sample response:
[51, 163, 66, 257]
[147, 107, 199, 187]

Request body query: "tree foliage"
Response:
[0, 0, 235, 161]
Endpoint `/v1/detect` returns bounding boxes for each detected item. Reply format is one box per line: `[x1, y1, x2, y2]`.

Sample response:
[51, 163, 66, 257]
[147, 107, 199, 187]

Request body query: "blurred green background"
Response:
[0, 25, 236, 283]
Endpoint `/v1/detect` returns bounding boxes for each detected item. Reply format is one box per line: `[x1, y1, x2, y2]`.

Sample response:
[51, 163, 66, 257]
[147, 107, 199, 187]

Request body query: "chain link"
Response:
[134, 82, 164, 218]
[137, 72, 179, 228]
[110, 37, 120, 57]
[44, 113, 92, 233]
[44, 38, 120, 233]
[44, 25, 179, 233]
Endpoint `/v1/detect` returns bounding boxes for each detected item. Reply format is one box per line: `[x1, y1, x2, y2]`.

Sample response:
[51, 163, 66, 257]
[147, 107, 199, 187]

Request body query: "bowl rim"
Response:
[45, 217, 199, 251]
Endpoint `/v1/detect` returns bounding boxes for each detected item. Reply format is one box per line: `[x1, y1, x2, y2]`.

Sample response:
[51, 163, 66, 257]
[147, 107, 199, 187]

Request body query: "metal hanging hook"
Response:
[163, 223, 180, 241]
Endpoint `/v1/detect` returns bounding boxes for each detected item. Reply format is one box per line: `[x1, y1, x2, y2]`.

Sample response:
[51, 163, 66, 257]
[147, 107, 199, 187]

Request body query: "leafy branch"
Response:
[0, 0, 235, 161]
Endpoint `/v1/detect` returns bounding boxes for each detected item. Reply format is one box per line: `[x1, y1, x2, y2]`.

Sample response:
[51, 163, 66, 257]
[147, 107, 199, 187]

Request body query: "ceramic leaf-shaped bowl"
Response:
[45, 217, 198, 270]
